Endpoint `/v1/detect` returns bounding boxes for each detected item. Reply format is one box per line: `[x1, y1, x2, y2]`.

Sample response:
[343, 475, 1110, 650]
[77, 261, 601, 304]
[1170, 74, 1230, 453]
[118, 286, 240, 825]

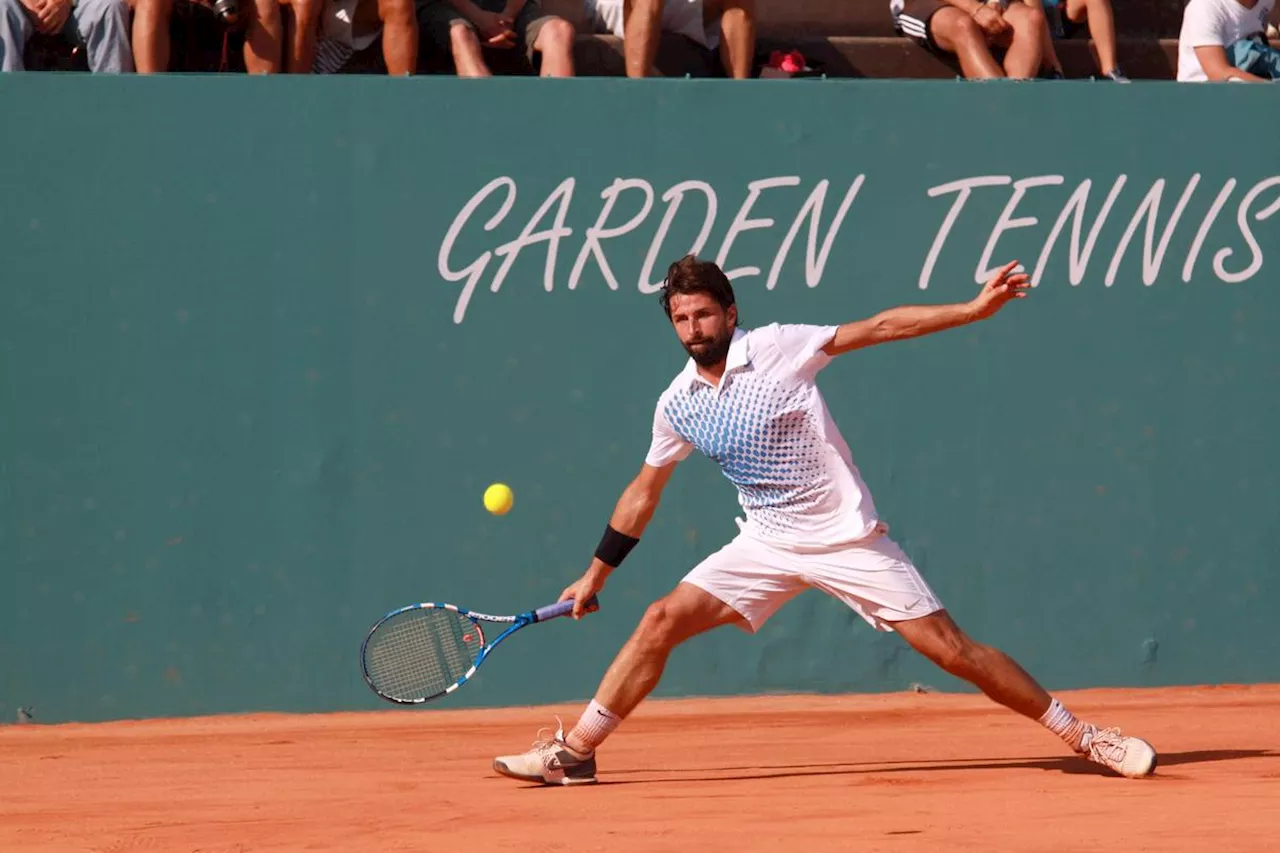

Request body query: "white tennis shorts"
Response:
[682, 522, 944, 633]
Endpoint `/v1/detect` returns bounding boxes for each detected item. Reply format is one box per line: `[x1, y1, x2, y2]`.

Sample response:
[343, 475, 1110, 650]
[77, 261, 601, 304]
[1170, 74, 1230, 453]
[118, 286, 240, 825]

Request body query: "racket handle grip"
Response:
[534, 595, 599, 622]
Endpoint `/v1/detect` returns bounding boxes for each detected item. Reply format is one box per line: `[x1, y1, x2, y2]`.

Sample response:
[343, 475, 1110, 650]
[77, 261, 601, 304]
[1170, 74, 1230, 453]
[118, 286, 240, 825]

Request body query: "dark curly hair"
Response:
[658, 254, 737, 321]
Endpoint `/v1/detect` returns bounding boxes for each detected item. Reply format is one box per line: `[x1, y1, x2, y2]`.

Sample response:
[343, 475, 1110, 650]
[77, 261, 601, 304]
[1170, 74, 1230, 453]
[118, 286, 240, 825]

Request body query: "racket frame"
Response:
[359, 596, 592, 705]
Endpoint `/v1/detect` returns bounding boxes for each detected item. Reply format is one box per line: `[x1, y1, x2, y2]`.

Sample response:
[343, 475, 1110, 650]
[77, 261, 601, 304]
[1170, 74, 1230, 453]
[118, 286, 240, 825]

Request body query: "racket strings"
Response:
[365, 609, 485, 700]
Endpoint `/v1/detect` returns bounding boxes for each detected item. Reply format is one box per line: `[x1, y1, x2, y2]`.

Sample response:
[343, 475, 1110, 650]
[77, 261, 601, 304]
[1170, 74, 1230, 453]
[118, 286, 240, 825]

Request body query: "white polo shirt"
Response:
[645, 323, 882, 550]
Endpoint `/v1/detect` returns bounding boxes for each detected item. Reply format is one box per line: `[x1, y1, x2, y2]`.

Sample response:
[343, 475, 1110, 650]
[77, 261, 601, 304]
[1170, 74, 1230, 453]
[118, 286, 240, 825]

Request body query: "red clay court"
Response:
[4, 684, 1277, 853]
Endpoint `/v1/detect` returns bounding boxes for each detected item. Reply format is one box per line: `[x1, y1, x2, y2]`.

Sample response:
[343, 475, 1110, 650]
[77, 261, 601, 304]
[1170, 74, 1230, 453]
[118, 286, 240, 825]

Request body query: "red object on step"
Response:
[767, 49, 808, 73]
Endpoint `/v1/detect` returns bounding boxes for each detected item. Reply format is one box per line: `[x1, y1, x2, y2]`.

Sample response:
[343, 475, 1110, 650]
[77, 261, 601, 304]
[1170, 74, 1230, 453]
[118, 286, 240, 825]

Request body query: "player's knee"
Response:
[941, 637, 992, 678]
[635, 600, 681, 651]
[915, 625, 974, 675]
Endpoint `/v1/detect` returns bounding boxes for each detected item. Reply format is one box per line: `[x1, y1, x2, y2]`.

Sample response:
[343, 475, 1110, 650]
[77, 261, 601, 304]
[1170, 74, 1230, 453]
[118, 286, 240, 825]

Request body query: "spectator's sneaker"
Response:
[1104, 69, 1130, 82]
[493, 722, 598, 786]
[1079, 726, 1157, 778]
[1042, 67, 1066, 80]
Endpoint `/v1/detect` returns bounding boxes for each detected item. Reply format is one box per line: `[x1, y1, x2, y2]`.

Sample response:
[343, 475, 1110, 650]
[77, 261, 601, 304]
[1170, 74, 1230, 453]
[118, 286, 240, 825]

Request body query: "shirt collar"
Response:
[681, 327, 750, 389]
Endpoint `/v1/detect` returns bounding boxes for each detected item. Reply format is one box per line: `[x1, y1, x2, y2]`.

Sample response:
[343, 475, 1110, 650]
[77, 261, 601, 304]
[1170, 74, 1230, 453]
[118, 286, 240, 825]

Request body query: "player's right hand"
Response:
[559, 570, 605, 620]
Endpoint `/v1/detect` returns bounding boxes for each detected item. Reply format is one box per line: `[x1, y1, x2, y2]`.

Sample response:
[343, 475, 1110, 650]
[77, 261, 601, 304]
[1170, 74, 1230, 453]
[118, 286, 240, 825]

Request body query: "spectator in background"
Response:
[127, 0, 320, 72]
[891, 0, 1046, 79]
[1177, 0, 1279, 80]
[1037, 0, 1128, 80]
[583, 0, 755, 78]
[129, 0, 169, 71]
[242, 0, 322, 72]
[241, 0, 413, 73]
[1, 0, 133, 70]
[416, 0, 574, 76]
[312, 0, 418, 73]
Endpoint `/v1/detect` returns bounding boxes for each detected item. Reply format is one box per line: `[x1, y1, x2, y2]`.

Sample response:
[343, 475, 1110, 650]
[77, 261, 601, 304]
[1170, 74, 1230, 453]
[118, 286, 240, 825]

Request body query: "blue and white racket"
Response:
[360, 594, 599, 705]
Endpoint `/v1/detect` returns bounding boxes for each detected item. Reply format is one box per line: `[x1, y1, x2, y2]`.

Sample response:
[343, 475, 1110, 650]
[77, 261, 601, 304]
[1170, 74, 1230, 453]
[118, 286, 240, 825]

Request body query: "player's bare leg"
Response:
[492, 582, 743, 785]
[892, 609, 1157, 778]
[578, 581, 744, 722]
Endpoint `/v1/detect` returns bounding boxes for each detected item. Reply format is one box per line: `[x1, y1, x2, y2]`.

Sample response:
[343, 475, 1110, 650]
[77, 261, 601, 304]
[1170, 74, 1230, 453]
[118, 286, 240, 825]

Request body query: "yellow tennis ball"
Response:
[483, 483, 514, 515]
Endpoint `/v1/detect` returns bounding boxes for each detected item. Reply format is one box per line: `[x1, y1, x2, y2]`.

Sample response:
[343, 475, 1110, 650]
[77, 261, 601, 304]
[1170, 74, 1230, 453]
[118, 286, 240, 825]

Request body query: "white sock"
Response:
[566, 700, 621, 754]
[1039, 697, 1093, 752]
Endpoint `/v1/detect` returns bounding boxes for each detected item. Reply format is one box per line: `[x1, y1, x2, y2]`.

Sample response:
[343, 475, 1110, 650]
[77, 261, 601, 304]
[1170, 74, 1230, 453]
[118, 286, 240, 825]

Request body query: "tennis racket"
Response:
[360, 594, 599, 705]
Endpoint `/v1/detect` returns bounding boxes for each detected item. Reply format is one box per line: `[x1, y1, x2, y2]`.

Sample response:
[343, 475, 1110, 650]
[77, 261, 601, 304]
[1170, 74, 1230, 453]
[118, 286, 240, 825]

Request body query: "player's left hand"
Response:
[970, 260, 1030, 320]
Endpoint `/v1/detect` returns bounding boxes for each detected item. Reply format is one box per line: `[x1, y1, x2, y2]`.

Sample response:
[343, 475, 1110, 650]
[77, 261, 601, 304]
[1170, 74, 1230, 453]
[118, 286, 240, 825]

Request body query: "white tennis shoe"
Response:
[1080, 726, 1158, 778]
[493, 722, 598, 786]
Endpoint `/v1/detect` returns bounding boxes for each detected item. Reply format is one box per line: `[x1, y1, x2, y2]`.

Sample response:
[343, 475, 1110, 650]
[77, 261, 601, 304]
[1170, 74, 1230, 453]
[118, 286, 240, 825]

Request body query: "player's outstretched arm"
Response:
[558, 461, 679, 618]
[822, 259, 1030, 358]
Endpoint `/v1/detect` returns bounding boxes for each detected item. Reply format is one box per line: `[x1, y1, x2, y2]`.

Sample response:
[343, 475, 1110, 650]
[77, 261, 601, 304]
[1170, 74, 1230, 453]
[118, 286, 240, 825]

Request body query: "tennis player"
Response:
[493, 254, 1158, 785]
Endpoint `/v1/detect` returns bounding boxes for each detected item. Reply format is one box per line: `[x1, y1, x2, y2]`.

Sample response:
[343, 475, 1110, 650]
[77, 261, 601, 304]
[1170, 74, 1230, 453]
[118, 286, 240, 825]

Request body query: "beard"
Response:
[682, 330, 732, 367]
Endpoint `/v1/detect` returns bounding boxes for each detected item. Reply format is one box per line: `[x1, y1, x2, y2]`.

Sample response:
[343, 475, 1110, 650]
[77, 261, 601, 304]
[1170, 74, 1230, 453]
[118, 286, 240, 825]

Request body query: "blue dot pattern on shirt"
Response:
[663, 371, 827, 536]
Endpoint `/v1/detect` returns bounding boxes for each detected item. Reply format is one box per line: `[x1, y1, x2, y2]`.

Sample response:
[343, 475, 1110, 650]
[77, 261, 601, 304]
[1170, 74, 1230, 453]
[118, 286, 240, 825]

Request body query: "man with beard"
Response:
[492, 253, 1158, 786]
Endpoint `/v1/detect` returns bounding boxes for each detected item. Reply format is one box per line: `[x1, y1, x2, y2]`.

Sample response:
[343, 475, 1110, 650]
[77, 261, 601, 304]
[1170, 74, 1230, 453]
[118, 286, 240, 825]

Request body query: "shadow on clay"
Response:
[507, 748, 1277, 788]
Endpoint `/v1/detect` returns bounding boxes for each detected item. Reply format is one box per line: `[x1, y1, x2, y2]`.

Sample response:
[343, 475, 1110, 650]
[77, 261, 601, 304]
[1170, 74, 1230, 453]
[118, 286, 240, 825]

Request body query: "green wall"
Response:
[2, 76, 1277, 723]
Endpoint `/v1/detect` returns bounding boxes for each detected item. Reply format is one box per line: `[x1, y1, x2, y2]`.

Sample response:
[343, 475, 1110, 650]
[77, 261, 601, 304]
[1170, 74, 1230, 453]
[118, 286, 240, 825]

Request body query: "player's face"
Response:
[668, 292, 736, 368]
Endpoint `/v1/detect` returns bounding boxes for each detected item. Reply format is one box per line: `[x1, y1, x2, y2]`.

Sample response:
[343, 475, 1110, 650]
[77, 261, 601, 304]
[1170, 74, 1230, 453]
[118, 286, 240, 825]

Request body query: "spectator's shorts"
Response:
[585, 0, 720, 51]
[892, 0, 949, 49]
[416, 0, 558, 63]
[314, 0, 382, 72]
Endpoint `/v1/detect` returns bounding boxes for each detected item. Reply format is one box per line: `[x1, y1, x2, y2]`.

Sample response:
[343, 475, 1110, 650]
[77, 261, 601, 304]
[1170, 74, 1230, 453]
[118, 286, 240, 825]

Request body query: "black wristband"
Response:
[595, 524, 640, 567]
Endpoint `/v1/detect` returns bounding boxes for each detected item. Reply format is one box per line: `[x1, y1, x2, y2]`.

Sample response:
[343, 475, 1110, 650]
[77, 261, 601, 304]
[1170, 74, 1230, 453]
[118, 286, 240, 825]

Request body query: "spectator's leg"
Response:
[710, 0, 753, 79]
[416, 0, 478, 74]
[71, 0, 134, 71]
[130, 0, 172, 72]
[1065, 0, 1116, 76]
[244, 0, 284, 71]
[928, 7, 1003, 79]
[526, 13, 575, 76]
[377, 0, 417, 74]
[622, 0, 662, 77]
[1035, 3, 1063, 76]
[449, 19, 489, 75]
[996, 0, 1043, 78]
[0, 0, 33, 71]
[281, 0, 321, 71]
